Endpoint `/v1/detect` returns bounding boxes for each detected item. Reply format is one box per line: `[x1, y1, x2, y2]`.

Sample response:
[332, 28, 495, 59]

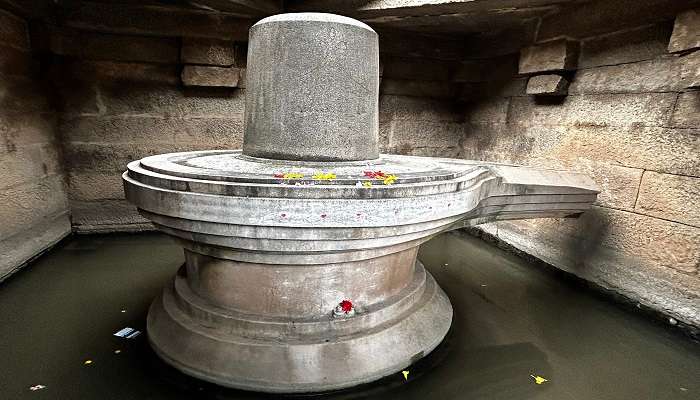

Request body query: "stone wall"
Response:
[0, 8, 70, 280]
[458, 20, 700, 327]
[50, 38, 247, 232]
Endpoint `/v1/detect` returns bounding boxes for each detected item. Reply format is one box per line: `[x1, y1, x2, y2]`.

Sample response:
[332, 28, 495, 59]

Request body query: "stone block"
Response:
[0, 43, 36, 77]
[181, 65, 240, 87]
[63, 141, 234, 173]
[62, 2, 253, 40]
[460, 123, 644, 211]
[0, 144, 63, 189]
[668, 9, 700, 53]
[0, 76, 51, 113]
[452, 55, 518, 83]
[569, 57, 684, 94]
[519, 40, 578, 74]
[238, 68, 247, 88]
[489, 207, 700, 325]
[181, 37, 236, 66]
[0, 8, 28, 50]
[462, 121, 699, 179]
[457, 78, 528, 101]
[526, 74, 569, 96]
[380, 79, 454, 99]
[60, 115, 244, 148]
[0, 110, 57, 152]
[380, 56, 451, 81]
[378, 31, 467, 60]
[635, 171, 700, 227]
[0, 212, 70, 281]
[70, 199, 152, 233]
[93, 81, 245, 117]
[464, 97, 510, 124]
[0, 175, 69, 239]
[398, 146, 460, 158]
[68, 172, 126, 201]
[537, 0, 695, 42]
[679, 51, 700, 88]
[670, 91, 700, 128]
[379, 95, 462, 122]
[508, 92, 676, 127]
[579, 22, 673, 68]
[388, 120, 463, 149]
[49, 28, 179, 64]
[70, 60, 179, 85]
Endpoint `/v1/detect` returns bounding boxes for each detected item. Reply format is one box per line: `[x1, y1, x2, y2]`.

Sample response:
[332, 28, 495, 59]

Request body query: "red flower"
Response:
[273, 173, 284, 178]
[340, 300, 353, 313]
[363, 170, 387, 179]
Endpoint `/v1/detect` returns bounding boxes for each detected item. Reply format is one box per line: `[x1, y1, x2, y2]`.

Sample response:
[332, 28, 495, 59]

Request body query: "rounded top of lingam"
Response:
[253, 12, 376, 32]
[242, 13, 380, 162]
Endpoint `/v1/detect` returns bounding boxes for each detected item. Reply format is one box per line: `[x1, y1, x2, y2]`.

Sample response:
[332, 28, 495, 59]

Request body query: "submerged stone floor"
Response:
[0, 232, 698, 399]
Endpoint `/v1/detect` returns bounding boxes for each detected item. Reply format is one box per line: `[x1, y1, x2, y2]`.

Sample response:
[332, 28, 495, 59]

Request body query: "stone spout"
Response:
[122, 12, 598, 394]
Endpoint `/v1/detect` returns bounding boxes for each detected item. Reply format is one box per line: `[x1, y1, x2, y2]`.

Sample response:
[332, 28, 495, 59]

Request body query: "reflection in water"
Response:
[0, 232, 698, 400]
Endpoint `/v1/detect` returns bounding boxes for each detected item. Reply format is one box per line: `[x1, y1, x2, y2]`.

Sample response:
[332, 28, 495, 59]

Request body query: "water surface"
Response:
[0, 232, 697, 399]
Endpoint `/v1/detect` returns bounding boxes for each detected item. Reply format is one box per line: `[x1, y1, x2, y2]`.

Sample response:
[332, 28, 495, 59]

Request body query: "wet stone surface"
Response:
[1, 232, 698, 399]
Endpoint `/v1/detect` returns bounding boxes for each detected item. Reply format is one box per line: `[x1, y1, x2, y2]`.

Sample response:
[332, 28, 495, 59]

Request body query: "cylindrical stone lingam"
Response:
[243, 13, 380, 161]
[123, 12, 598, 393]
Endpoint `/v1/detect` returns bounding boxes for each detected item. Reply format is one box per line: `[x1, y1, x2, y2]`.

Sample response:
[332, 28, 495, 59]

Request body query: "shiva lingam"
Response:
[123, 13, 598, 393]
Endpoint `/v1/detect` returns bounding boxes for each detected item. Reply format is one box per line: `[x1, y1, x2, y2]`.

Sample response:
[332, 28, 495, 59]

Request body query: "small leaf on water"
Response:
[402, 370, 409, 380]
[530, 374, 548, 385]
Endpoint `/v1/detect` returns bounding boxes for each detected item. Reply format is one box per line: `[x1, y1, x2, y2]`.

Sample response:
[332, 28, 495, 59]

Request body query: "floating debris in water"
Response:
[402, 370, 409, 380]
[29, 385, 46, 391]
[120, 309, 126, 313]
[114, 327, 141, 339]
[114, 349, 122, 354]
[530, 374, 548, 385]
[84, 359, 93, 365]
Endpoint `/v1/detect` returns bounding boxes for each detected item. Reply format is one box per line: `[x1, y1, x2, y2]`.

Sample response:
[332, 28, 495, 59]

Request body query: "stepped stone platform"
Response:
[123, 12, 598, 393]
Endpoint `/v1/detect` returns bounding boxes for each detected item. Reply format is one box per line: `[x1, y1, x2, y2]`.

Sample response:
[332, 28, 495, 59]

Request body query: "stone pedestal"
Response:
[123, 12, 599, 393]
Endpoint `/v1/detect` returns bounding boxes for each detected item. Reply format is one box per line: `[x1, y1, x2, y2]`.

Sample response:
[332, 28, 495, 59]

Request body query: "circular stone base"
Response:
[147, 261, 453, 393]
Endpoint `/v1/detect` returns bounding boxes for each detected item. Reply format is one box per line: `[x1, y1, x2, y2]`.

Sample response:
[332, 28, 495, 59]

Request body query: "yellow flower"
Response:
[312, 172, 336, 180]
[382, 174, 397, 185]
[362, 181, 373, 187]
[283, 172, 304, 180]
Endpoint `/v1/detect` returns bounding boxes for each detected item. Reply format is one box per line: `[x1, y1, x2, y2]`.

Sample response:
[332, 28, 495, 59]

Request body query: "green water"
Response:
[0, 232, 698, 399]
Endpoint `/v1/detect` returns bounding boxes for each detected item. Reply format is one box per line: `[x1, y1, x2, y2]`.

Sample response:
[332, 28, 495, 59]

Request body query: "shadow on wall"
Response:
[563, 207, 610, 274]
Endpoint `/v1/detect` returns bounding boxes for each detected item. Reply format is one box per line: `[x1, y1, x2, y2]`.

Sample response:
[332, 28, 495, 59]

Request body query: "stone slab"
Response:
[181, 65, 240, 87]
[668, 8, 700, 53]
[484, 207, 700, 325]
[0, 175, 69, 239]
[579, 22, 673, 69]
[526, 74, 569, 95]
[569, 56, 684, 94]
[670, 91, 700, 128]
[70, 199, 152, 233]
[381, 79, 454, 99]
[519, 39, 578, 74]
[49, 28, 179, 64]
[0, 144, 63, 189]
[635, 171, 700, 227]
[381, 56, 451, 81]
[679, 50, 700, 88]
[507, 93, 676, 127]
[0, 212, 70, 281]
[451, 55, 518, 83]
[62, 2, 253, 40]
[0, 8, 28, 50]
[181, 37, 236, 66]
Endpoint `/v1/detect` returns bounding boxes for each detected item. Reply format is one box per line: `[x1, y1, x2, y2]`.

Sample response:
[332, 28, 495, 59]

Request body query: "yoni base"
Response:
[146, 261, 452, 393]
